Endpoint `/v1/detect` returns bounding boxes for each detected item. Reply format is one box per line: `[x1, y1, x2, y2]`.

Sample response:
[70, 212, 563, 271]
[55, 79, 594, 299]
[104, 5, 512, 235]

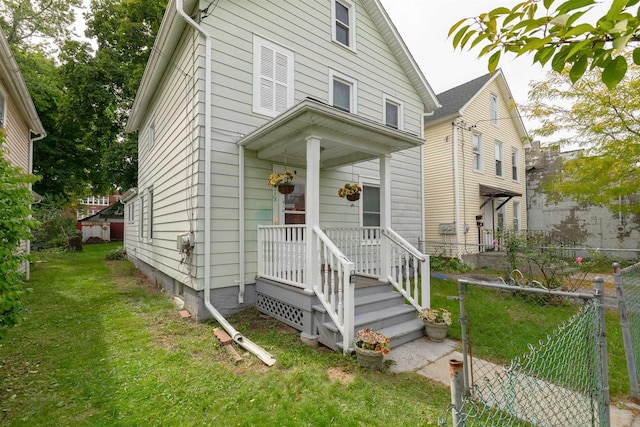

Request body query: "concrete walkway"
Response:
[388, 337, 640, 427]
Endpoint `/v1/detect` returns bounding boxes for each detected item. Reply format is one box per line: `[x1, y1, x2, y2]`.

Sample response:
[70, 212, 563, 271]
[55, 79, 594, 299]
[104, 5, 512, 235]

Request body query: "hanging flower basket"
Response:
[267, 170, 295, 194]
[338, 183, 362, 201]
[278, 183, 295, 194]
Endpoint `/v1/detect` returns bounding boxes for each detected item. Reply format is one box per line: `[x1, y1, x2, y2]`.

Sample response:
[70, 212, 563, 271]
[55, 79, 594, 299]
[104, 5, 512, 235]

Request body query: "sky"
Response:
[379, 0, 545, 116]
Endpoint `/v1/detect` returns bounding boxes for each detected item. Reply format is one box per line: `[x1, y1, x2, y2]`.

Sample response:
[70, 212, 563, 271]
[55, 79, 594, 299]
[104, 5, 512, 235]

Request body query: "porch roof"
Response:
[237, 98, 425, 169]
[479, 184, 522, 210]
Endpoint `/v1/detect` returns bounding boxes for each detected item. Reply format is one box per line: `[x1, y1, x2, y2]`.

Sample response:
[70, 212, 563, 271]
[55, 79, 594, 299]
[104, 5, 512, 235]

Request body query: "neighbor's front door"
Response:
[273, 166, 306, 226]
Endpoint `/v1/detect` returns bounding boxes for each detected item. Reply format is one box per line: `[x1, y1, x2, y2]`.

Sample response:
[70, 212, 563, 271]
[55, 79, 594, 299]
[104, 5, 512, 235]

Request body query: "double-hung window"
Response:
[383, 95, 403, 130]
[513, 201, 520, 230]
[490, 93, 498, 125]
[332, 0, 356, 50]
[511, 148, 519, 181]
[495, 141, 503, 177]
[362, 185, 380, 227]
[329, 70, 357, 113]
[472, 133, 482, 171]
[253, 36, 294, 117]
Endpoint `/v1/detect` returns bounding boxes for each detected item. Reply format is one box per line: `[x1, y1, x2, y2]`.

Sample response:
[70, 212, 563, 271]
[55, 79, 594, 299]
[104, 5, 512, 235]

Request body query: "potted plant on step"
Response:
[354, 328, 390, 370]
[338, 182, 362, 201]
[268, 170, 295, 194]
[419, 308, 452, 342]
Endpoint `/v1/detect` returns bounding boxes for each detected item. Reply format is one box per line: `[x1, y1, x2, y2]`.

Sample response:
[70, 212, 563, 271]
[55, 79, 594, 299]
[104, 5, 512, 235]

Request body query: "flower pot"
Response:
[354, 346, 384, 370]
[424, 321, 449, 342]
[346, 193, 360, 201]
[277, 184, 295, 194]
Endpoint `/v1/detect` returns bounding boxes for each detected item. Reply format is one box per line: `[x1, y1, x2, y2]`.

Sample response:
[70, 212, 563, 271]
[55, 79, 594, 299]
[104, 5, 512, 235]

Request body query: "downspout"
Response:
[26, 132, 46, 281]
[452, 121, 462, 260]
[176, 0, 275, 366]
[237, 145, 245, 303]
[420, 115, 426, 251]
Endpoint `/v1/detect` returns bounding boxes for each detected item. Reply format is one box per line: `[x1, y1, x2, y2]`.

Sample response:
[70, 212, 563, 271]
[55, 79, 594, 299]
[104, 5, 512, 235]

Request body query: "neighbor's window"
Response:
[253, 36, 294, 117]
[362, 185, 380, 227]
[139, 195, 145, 239]
[490, 93, 498, 125]
[511, 148, 519, 181]
[495, 141, 503, 177]
[472, 133, 482, 171]
[383, 95, 403, 130]
[497, 205, 505, 230]
[127, 202, 135, 224]
[330, 70, 357, 113]
[147, 188, 154, 240]
[513, 201, 520, 230]
[332, 0, 356, 49]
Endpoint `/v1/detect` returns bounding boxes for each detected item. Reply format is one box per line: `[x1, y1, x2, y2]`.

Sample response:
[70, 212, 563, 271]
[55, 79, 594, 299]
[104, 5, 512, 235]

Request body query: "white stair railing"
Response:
[312, 226, 355, 353]
[382, 228, 430, 310]
[257, 225, 305, 288]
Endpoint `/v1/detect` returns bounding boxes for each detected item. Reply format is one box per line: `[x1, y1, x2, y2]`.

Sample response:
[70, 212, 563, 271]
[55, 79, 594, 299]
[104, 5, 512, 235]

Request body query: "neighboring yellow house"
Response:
[423, 70, 528, 258]
[0, 27, 46, 278]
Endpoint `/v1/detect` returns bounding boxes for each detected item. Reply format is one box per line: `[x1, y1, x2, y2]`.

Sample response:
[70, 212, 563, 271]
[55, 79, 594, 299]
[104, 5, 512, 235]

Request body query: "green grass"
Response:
[429, 276, 633, 400]
[0, 243, 451, 426]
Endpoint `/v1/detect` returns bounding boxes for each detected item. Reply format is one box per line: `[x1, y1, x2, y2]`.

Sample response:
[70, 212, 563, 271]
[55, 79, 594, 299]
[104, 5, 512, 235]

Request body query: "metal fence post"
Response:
[614, 263, 640, 400]
[594, 276, 611, 427]
[457, 280, 470, 396]
[450, 359, 465, 427]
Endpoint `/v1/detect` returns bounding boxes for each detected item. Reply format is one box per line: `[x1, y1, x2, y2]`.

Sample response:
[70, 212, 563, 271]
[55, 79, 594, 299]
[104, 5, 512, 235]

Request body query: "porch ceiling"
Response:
[237, 98, 425, 169]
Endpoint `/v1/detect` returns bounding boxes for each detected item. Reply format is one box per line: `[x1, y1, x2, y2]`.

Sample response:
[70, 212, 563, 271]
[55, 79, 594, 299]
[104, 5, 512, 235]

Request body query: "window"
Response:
[149, 120, 155, 149]
[253, 36, 294, 117]
[511, 148, 519, 181]
[383, 95, 403, 130]
[147, 188, 153, 240]
[472, 133, 482, 171]
[490, 93, 498, 125]
[362, 185, 380, 227]
[139, 195, 145, 239]
[513, 202, 520, 230]
[127, 202, 135, 224]
[329, 70, 357, 113]
[497, 205, 505, 230]
[495, 141, 503, 177]
[0, 88, 5, 128]
[332, 0, 356, 50]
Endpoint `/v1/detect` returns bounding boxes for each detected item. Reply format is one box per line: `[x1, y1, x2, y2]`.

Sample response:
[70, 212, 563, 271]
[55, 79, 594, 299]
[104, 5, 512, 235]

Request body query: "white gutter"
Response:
[452, 122, 462, 260]
[176, 0, 275, 366]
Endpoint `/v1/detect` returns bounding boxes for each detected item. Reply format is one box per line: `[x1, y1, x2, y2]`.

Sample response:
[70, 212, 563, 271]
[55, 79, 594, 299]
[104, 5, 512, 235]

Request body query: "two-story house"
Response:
[423, 70, 528, 259]
[0, 27, 46, 279]
[122, 0, 441, 359]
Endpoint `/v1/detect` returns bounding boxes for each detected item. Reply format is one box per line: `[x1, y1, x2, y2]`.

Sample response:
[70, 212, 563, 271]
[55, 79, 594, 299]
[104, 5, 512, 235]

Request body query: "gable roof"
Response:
[0, 27, 45, 136]
[126, 0, 440, 132]
[423, 69, 528, 140]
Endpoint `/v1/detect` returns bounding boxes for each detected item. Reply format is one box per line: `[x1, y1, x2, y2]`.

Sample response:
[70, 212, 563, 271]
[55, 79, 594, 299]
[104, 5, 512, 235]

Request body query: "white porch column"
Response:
[379, 154, 391, 282]
[305, 135, 321, 292]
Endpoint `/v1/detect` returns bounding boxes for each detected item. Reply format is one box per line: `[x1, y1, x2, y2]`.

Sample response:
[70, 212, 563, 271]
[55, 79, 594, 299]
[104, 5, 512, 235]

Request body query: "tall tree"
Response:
[525, 52, 640, 213]
[450, 0, 640, 89]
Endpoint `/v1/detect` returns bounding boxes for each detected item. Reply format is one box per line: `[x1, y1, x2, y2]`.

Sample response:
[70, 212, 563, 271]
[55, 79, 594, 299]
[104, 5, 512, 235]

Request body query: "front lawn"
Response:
[0, 244, 450, 426]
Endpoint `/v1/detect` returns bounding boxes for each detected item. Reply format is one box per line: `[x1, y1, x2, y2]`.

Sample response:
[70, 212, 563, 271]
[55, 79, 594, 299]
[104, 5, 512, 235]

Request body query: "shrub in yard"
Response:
[0, 132, 39, 339]
[31, 196, 77, 250]
[105, 246, 127, 260]
[430, 256, 473, 273]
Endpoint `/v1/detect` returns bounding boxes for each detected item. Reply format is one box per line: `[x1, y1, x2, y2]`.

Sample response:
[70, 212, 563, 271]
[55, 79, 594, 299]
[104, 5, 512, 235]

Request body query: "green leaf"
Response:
[612, 34, 632, 50]
[602, 55, 627, 89]
[543, 0, 554, 8]
[452, 25, 471, 48]
[633, 47, 640, 65]
[470, 32, 489, 49]
[448, 18, 468, 38]
[569, 56, 588, 83]
[488, 7, 511, 17]
[611, 19, 629, 34]
[557, 0, 596, 14]
[534, 45, 556, 66]
[565, 39, 592, 60]
[606, 0, 628, 21]
[566, 9, 589, 27]
[519, 36, 553, 55]
[562, 23, 595, 38]
[551, 48, 569, 72]
[551, 14, 570, 26]
[488, 50, 501, 73]
[459, 30, 475, 49]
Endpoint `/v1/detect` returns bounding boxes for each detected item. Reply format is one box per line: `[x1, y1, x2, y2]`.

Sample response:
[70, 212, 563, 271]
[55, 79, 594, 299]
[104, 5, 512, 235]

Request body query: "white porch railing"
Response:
[324, 227, 382, 277]
[257, 225, 306, 287]
[327, 227, 430, 309]
[382, 228, 430, 310]
[312, 226, 355, 353]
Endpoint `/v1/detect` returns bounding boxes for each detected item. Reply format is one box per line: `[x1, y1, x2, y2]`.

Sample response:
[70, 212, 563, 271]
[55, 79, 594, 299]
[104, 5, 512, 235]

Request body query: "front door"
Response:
[273, 166, 306, 226]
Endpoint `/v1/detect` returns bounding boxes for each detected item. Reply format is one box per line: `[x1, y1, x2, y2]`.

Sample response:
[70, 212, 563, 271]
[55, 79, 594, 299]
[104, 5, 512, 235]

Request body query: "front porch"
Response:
[255, 225, 430, 352]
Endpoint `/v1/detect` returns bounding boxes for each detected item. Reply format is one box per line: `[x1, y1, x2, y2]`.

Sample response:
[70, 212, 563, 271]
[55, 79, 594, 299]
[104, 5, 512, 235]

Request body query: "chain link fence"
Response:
[615, 262, 640, 400]
[443, 276, 609, 426]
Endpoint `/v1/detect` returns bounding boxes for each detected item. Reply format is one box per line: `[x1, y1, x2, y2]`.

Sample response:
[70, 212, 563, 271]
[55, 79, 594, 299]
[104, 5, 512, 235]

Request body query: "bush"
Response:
[31, 197, 77, 250]
[105, 246, 126, 261]
[430, 256, 473, 273]
[0, 133, 39, 338]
